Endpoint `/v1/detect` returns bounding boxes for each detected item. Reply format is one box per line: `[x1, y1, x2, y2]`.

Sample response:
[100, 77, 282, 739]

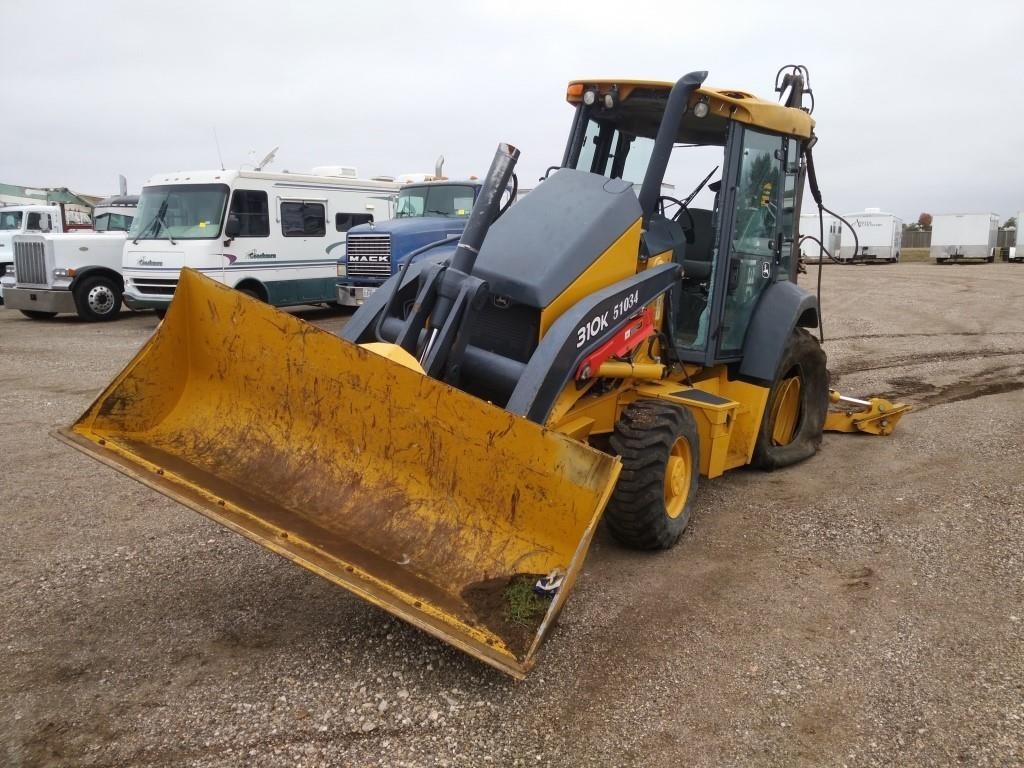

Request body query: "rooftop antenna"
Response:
[213, 127, 226, 171]
[255, 146, 278, 172]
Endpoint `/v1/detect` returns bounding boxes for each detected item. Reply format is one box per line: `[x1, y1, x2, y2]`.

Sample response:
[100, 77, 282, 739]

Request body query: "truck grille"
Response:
[14, 241, 47, 285]
[132, 277, 178, 296]
[346, 234, 392, 280]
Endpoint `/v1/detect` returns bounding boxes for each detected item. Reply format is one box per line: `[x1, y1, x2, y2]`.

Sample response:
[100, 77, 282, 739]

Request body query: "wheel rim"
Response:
[771, 375, 802, 446]
[87, 285, 115, 314]
[663, 437, 693, 519]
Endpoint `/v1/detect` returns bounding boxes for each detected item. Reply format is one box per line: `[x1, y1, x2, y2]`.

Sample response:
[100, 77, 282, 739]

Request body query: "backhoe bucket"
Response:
[58, 269, 620, 678]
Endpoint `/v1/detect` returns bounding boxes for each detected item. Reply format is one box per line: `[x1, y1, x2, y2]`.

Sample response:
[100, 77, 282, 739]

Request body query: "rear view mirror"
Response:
[224, 213, 241, 238]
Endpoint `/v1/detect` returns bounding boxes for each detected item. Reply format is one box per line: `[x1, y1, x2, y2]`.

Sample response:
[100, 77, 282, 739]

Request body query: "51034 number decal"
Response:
[575, 289, 641, 349]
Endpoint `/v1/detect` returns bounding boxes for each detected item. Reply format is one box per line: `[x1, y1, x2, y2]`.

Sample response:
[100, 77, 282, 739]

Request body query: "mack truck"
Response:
[1, 195, 138, 321]
[336, 176, 515, 306]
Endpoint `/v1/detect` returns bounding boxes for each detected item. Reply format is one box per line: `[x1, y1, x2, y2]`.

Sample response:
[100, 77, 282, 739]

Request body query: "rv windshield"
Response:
[94, 212, 135, 232]
[395, 185, 476, 218]
[129, 184, 228, 240]
[0, 211, 24, 230]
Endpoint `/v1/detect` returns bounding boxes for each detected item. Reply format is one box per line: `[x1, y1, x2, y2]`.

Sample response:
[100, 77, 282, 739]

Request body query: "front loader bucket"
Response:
[58, 269, 620, 678]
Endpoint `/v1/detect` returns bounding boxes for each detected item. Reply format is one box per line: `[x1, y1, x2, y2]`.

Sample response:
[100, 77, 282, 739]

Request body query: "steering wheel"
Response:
[657, 195, 696, 238]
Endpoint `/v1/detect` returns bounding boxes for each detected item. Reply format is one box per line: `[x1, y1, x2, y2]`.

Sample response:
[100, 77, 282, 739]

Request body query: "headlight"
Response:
[336, 263, 347, 277]
[3, 264, 13, 276]
[53, 268, 75, 278]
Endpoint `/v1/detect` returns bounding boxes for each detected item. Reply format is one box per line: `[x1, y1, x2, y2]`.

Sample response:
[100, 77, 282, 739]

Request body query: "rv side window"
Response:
[281, 201, 326, 237]
[229, 190, 270, 237]
[335, 212, 374, 232]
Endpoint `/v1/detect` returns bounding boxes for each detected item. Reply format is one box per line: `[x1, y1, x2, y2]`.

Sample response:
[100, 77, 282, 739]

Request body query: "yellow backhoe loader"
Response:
[60, 67, 908, 678]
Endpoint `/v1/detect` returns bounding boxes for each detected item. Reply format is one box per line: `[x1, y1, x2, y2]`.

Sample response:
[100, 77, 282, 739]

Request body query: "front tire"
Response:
[605, 400, 700, 550]
[752, 328, 828, 470]
[74, 275, 122, 322]
[20, 309, 57, 320]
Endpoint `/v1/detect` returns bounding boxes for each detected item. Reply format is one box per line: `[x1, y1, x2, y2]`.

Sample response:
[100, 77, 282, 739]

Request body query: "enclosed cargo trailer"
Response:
[799, 212, 841, 263]
[838, 208, 902, 263]
[931, 213, 999, 263]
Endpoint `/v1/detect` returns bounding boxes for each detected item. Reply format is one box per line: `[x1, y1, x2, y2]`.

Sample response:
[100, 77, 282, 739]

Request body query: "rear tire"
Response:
[235, 282, 267, 302]
[74, 275, 122, 322]
[20, 309, 57, 320]
[752, 328, 828, 471]
[605, 400, 700, 550]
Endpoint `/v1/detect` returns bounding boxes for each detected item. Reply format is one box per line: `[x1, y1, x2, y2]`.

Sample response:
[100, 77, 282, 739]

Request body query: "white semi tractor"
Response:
[1, 196, 138, 321]
[930, 213, 999, 264]
[0, 203, 93, 301]
[838, 208, 903, 263]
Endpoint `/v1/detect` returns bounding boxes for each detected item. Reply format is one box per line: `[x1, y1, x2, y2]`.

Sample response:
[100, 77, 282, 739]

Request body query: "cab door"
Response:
[711, 125, 786, 359]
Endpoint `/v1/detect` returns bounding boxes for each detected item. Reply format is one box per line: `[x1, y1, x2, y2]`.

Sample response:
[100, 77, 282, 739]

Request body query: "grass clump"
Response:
[503, 575, 549, 626]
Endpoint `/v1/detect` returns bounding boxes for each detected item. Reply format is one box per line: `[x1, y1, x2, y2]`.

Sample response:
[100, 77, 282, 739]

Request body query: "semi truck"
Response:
[336, 179, 491, 306]
[1, 196, 139, 321]
[931, 213, 999, 264]
[0, 203, 93, 302]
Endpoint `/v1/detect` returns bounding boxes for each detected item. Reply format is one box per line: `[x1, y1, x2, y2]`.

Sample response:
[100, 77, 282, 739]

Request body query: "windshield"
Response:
[395, 184, 476, 218]
[94, 212, 135, 232]
[128, 184, 228, 240]
[572, 117, 655, 185]
[0, 211, 24, 230]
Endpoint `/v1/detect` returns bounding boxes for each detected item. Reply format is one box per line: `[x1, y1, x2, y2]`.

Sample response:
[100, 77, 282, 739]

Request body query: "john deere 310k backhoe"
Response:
[61, 67, 908, 678]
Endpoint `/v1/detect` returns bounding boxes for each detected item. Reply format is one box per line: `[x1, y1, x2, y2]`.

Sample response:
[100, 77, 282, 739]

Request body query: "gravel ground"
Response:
[1, 264, 1022, 767]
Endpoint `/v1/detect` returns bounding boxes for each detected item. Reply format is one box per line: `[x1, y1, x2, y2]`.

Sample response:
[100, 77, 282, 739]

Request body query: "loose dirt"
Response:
[2, 265, 1023, 767]
[461, 574, 550, 658]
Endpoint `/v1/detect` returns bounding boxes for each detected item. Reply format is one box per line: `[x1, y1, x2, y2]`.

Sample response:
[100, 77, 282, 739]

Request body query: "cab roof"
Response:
[566, 79, 814, 143]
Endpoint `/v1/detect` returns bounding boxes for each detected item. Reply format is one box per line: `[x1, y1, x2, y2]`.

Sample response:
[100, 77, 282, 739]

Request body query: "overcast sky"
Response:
[2, 0, 1021, 222]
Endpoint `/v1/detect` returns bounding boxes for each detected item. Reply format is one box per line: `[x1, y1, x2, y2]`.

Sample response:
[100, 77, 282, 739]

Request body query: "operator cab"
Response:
[560, 79, 811, 364]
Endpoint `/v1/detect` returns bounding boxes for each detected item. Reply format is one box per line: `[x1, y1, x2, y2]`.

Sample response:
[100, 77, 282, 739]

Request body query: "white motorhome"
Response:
[837, 208, 903, 263]
[122, 169, 399, 313]
[1, 196, 139, 321]
[799, 212, 842, 262]
[0, 204, 92, 300]
[931, 213, 999, 264]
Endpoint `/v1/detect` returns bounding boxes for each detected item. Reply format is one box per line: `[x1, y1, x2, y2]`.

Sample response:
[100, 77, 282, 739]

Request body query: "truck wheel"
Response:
[605, 400, 700, 550]
[752, 328, 828, 471]
[74, 275, 122, 322]
[20, 310, 58, 320]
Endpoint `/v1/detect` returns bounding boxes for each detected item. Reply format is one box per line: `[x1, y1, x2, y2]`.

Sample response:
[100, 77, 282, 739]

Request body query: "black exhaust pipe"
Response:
[449, 142, 519, 275]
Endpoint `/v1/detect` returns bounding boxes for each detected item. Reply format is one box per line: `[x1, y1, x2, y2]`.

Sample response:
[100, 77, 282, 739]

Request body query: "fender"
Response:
[69, 265, 124, 291]
[738, 280, 819, 384]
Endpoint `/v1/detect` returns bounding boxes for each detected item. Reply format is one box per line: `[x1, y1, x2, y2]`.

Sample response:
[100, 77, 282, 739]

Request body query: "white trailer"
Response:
[837, 208, 903, 263]
[1009, 212, 1023, 263]
[931, 213, 999, 264]
[799, 212, 842, 262]
[122, 168, 399, 314]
